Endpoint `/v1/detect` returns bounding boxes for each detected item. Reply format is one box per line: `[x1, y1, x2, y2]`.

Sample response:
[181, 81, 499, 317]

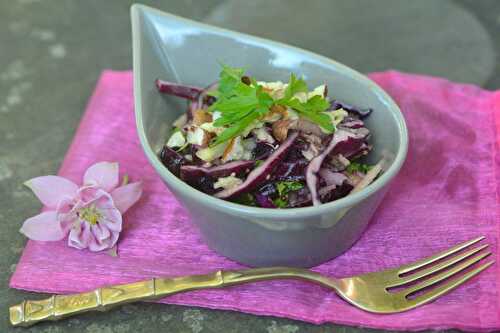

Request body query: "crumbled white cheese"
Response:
[222, 136, 246, 162]
[242, 137, 257, 151]
[252, 127, 275, 144]
[257, 81, 288, 99]
[301, 143, 321, 161]
[186, 126, 207, 146]
[294, 91, 308, 103]
[328, 108, 349, 126]
[309, 84, 326, 99]
[196, 142, 229, 162]
[184, 154, 193, 162]
[242, 152, 253, 160]
[214, 175, 243, 190]
[293, 84, 327, 103]
[302, 149, 316, 161]
[166, 131, 186, 148]
[258, 81, 286, 90]
[315, 108, 349, 135]
[284, 107, 299, 121]
[241, 119, 262, 137]
[200, 121, 225, 135]
[337, 154, 350, 166]
[173, 114, 188, 128]
[242, 138, 256, 160]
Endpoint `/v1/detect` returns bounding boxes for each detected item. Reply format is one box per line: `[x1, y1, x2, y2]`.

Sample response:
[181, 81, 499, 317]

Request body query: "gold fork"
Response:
[10, 236, 494, 327]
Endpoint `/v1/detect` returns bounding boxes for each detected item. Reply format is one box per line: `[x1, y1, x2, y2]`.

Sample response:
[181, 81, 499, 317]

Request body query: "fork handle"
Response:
[10, 267, 332, 327]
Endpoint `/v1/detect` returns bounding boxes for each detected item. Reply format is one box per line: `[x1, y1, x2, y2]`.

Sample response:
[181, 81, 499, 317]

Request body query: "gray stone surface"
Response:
[205, 0, 495, 86]
[0, 0, 498, 332]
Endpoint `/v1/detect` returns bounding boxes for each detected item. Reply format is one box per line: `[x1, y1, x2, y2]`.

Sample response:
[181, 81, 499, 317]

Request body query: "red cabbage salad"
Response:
[157, 64, 383, 208]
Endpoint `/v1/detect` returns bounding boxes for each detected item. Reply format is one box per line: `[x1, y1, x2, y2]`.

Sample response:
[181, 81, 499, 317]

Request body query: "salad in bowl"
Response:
[132, 5, 407, 266]
[157, 64, 383, 208]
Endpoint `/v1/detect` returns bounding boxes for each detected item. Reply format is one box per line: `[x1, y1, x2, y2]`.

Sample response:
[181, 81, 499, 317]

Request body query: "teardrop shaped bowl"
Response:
[131, 4, 408, 267]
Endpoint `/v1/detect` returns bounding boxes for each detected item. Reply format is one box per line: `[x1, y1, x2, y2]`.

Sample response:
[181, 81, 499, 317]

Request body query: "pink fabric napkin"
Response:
[10, 70, 500, 332]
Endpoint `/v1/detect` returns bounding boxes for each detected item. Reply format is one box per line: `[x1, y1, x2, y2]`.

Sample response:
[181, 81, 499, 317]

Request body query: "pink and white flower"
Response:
[20, 162, 142, 252]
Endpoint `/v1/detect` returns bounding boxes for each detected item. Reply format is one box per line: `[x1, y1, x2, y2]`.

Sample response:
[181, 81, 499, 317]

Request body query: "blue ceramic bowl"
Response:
[131, 4, 408, 267]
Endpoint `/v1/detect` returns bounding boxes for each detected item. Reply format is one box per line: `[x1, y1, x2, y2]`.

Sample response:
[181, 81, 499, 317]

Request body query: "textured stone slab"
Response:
[205, 0, 495, 85]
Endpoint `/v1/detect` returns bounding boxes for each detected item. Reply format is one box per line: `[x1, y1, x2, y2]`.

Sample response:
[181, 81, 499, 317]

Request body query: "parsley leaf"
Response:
[208, 64, 335, 146]
[212, 112, 259, 146]
[273, 197, 288, 208]
[233, 193, 257, 206]
[217, 63, 245, 98]
[346, 162, 372, 174]
[278, 74, 333, 133]
[209, 68, 274, 145]
[304, 95, 330, 113]
[276, 180, 304, 196]
[272, 180, 304, 208]
[283, 73, 308, 99]
[299, 110, 334, 132]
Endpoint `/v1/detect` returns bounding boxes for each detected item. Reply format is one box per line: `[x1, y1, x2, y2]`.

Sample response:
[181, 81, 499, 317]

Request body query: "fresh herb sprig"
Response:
[207, 65, 273, 146]
[272, 180, 304, 208]
[346, 162, 372, 174]
[207, 64, 333, 146]
[276, 73, 333, 133]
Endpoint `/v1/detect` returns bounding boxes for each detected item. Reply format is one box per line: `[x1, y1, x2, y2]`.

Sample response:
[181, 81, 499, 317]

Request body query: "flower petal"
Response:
[20, 211, 65, 241]
[111, 182, 143, 214]
[89, 229, 117, 252]
[93, 190, 123, 231]
[83, 162, 119, 192]
[99, 199, 122, 233]
[25, 176, 78, 209]
[88, 224, 112, 252]
[91, 224, 110, 243]
[68, 220, 91, 249]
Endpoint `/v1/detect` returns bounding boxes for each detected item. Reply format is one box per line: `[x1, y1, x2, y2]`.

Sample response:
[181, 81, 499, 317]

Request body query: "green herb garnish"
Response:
[208, 65, 273, 146]
[276, 180, 304, 195]
[272, 180, 304, 208]
[233, 193, 257, 206]
[273, 197, 288, 208]
[208, 65, 333, 146]
[346, 162, 372, 174]
[276, 74, 333, 133]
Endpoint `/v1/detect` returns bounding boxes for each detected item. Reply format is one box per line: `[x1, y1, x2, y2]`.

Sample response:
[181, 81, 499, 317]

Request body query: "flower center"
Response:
[78, 204, 102, 225]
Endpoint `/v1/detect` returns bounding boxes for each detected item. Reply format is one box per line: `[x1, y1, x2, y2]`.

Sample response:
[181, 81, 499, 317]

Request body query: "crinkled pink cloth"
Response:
[10, 71, 500, 331]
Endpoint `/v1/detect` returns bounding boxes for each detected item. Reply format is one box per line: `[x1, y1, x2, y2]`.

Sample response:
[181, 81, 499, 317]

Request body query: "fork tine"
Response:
[401, 251, 491, 296]
[398, 236, 485, 274]
[406, 261, 494, 308]
[394, 244, 489, 286]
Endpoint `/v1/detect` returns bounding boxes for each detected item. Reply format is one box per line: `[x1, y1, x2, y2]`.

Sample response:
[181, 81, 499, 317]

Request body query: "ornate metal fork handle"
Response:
[10, 236, 494, 327]
[9, 267, 330, 327]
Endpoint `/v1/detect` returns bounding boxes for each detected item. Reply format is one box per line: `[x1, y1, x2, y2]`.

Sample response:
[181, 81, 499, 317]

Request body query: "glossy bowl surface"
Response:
[131, 4, 408, 267]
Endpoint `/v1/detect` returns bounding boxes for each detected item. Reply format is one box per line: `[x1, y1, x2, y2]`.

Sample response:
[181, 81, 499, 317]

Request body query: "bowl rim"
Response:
[131, 4, 409, 219]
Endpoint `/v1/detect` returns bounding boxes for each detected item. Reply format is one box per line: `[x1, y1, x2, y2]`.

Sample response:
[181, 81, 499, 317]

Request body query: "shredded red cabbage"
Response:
[159, 146, 186, 177]
[215, 132, 299, 199]
[330, 100, 373, 118]
[180, 161, 254, 179]
[157, 78, 378, 208]
[306, 129, 365, 205]
[155, 79, 202, 100]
